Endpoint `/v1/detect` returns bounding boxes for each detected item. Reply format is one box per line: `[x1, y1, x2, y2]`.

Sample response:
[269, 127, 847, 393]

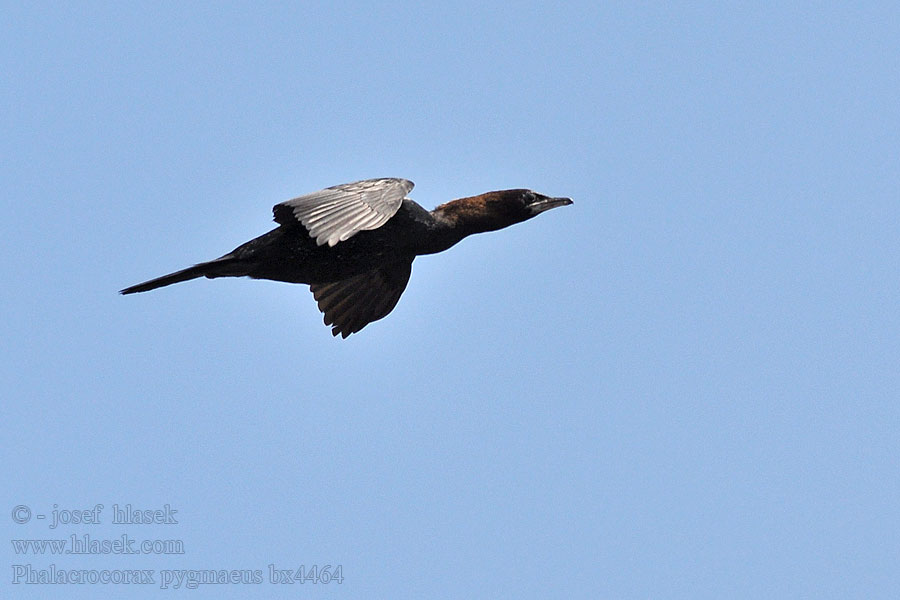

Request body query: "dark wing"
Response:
[309, 258, 413, 338]
[273, 178, 414, 247]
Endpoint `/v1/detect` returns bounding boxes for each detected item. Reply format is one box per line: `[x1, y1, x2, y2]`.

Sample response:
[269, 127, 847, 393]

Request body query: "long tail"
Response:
[120, 255, 244, 294]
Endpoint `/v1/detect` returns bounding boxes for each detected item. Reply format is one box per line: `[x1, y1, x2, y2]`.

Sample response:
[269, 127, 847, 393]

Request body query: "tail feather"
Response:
[120, 256, 242, 294]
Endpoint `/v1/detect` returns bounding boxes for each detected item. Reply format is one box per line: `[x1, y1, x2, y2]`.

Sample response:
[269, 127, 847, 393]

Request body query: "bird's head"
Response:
[435, 189, 573, 233]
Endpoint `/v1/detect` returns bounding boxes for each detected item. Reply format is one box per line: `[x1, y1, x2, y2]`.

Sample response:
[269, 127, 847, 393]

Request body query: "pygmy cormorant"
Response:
[121, 178, 573, 337]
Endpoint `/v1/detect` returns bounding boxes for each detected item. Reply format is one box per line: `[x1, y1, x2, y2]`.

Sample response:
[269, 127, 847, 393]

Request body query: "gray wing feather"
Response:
[274, 178, 414, 247]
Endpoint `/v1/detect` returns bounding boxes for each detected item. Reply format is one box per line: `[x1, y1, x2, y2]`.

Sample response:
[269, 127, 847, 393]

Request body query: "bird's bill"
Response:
[527, 196, 574, 215]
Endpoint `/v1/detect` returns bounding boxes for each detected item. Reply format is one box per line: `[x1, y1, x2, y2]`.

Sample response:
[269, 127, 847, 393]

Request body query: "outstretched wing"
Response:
[309, 258, 414, 338]
[274, 178, 414, 247]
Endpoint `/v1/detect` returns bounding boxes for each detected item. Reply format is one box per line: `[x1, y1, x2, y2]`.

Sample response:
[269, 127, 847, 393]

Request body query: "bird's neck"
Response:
[430, 194, 511, 238]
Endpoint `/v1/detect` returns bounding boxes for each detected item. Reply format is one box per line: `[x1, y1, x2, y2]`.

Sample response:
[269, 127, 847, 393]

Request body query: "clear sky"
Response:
[2, 3, 898, 599]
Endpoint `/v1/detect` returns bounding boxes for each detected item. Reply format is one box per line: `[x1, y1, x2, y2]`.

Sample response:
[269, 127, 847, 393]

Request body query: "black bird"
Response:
[121, 178, 573, 337]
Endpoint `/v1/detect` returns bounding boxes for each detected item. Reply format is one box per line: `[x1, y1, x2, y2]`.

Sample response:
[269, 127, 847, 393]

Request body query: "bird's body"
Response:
[232, 198, 450, 283]
[121, 178, 572, 337]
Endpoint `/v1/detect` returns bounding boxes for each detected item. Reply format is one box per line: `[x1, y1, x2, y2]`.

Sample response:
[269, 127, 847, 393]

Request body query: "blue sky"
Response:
[2, 2, 898, 598]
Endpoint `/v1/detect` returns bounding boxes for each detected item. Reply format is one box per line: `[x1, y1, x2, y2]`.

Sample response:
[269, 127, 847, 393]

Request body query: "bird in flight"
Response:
[121, 178, 573, 337]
